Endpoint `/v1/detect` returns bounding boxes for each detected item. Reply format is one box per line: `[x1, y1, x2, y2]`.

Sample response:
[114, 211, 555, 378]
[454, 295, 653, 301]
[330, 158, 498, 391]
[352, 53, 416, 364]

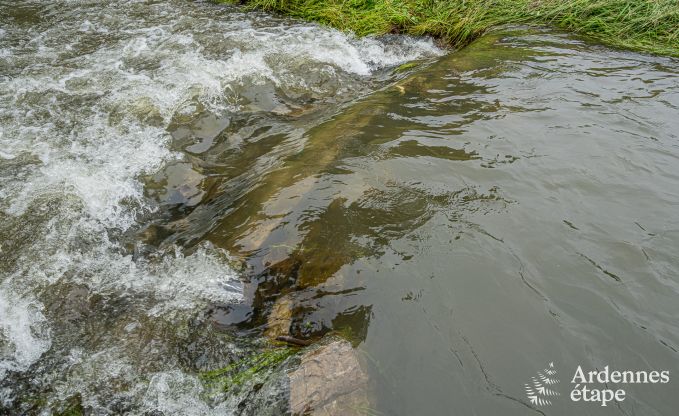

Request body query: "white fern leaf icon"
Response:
[525, 362, 560, 406]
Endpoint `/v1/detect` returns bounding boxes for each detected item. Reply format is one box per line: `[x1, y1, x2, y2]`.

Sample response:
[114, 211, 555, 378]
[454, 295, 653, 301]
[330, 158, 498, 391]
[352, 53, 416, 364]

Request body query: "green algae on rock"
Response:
[200, 347, 298, 394]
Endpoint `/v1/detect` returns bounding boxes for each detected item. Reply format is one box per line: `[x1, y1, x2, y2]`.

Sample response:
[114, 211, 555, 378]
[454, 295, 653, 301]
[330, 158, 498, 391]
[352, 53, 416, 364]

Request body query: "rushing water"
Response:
[1, 0, 679, 415]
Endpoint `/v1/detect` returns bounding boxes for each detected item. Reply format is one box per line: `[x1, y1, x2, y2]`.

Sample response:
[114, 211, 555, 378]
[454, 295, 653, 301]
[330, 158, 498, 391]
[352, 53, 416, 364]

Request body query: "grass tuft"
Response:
[218, 0, 679, 56]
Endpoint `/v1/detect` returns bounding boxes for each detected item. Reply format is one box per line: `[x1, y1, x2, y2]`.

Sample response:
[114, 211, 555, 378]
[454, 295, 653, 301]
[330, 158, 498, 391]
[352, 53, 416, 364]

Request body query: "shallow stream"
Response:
[1, 1, 679, 415]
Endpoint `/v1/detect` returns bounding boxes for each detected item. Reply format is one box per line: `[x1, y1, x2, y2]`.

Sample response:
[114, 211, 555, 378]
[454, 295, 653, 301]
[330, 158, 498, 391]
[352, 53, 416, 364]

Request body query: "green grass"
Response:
[220, 0, 679, 56]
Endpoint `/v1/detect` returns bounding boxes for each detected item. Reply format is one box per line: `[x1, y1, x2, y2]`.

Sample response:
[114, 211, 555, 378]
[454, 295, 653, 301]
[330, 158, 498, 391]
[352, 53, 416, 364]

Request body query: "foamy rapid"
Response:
[0, 287, 51, 379]
[0, 0, 441, 412]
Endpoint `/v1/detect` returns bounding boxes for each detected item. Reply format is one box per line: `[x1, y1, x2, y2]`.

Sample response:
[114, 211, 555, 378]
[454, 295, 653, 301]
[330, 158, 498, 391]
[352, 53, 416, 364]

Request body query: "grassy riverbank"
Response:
[221, 0, 679, 56]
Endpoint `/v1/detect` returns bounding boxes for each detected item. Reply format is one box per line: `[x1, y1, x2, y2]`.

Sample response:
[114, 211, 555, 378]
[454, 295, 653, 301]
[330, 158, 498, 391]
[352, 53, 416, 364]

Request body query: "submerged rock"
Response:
[288, 338, 369, 415]
[264, 295, 293, 340]
[194, 335, 370, 415]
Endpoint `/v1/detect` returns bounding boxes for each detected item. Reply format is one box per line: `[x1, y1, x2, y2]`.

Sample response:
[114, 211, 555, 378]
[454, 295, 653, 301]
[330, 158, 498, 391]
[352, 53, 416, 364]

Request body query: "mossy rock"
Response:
[200, 346, 298, 394]
[394, 61, 420, 73]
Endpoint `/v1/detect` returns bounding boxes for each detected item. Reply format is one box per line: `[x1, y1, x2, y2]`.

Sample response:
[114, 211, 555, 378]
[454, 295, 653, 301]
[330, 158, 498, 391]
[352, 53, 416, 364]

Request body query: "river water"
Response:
[1, 0, 678, 415]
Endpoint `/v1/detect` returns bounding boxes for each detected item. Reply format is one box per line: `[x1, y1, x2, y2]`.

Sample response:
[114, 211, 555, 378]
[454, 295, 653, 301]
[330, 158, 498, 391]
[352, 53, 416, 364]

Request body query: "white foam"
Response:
[0, 287, 51, 379]
[3, 119, 174, 230]
[0, 0, 442, 410]
[11, 219, 242, 315]
[218, 20, 443, 77]
[53, 351, 234, 415]
[142, 371, 220, 416]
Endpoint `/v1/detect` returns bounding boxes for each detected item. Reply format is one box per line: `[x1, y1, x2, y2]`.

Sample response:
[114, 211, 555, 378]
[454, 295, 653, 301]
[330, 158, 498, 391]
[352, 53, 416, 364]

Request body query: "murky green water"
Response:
[2, 0, 679, 415]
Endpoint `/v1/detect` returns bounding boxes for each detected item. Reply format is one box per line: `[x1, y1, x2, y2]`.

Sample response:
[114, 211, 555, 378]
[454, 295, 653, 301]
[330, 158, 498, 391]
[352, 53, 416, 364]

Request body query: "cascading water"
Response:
[0, 0, 441, 413]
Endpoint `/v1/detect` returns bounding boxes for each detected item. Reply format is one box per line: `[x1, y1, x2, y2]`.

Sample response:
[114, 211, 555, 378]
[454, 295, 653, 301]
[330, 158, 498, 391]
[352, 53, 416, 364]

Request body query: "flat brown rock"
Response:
[288, 339, 369, 415]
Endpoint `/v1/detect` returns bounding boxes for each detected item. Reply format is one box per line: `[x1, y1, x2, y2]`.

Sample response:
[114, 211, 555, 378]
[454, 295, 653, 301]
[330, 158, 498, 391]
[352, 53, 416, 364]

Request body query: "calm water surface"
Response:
[1, 0, 679, 415]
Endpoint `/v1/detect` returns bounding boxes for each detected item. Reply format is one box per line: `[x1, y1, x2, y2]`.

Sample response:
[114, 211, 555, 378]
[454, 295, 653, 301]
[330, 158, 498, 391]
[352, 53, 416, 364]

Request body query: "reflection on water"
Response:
[197, 29, 679, 415]
[2, 0, 679, 413]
